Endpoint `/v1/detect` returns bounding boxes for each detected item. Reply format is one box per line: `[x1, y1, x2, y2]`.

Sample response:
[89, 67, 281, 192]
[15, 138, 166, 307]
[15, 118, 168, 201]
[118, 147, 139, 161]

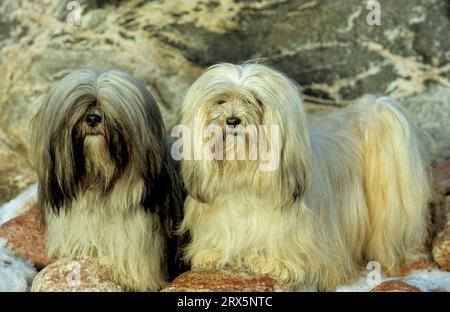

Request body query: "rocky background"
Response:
[0, 0, 449, 291]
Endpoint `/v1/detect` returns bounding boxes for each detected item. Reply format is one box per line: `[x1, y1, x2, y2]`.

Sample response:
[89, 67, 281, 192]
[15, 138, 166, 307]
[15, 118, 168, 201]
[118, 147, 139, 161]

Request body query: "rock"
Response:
[0, 0, 450, 161]
[395, 256, 440, 277]
[432, 217, 450, 271]
[0, 138, 37, 207]
[432, 160, 450, 184]
[31, 258, 123, 292]
[0, 238, 37, 292]
[0, 205, 49, 269]
[430, 160, 450, 234]
[370, 280, 421, 292]
[403, 86, 450, 162]
[0, 0, 201, 157]
[162, 269, 289, 292]
[0, 183, 37, 225]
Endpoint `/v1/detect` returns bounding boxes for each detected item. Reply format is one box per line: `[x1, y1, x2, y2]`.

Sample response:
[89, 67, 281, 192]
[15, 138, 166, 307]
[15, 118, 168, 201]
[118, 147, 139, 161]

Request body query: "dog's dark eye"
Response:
[217, 99, 226, 105]
[256, 99, 262, 106]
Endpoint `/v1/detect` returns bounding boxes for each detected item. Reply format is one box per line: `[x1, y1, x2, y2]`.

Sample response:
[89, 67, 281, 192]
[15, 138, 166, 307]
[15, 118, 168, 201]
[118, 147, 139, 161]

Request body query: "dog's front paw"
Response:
[245, 255, 304, 285]
[191, 249, 224, 270]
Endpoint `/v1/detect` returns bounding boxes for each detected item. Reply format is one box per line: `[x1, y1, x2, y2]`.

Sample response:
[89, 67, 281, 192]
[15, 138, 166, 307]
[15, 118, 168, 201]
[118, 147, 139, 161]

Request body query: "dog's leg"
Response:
[191, 249, 224, 269]
[244, 253, 305, 286]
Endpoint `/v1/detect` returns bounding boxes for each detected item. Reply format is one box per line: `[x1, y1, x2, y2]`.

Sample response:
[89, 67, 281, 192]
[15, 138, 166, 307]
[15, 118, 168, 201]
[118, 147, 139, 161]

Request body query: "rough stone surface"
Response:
[0, 205, 49, 269]
[370, 280, 422, 292]
[432, 216, 450, 271]
[403, 86, 450, 161]
[0, 138, 36, 207]
[430, 160, 450, 233]
[162, 269, 290, 292]
[31, 258, 123, 292]
[0, 0, 449, 163]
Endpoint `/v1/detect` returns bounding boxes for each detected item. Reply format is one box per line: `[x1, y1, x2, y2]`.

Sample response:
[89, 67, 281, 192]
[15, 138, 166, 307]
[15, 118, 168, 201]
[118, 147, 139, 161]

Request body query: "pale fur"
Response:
[45, 176, 166, 291]
[178, 63, 431, 291]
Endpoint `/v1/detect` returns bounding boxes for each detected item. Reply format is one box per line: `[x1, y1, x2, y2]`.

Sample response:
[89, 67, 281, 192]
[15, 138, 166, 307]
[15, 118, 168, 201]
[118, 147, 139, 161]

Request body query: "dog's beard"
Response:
[83, 134, 116, 190]
[201, 123, 258, 172]
[202, 101, 264, 170]
[73, 110, 124, 192]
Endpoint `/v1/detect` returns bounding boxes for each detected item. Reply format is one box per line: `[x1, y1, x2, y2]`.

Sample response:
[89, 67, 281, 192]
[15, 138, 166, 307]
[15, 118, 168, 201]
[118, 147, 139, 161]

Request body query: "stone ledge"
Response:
[370, 280, 422, 292]
[162, 269, 290, 292]
[0, 204, 49, 270]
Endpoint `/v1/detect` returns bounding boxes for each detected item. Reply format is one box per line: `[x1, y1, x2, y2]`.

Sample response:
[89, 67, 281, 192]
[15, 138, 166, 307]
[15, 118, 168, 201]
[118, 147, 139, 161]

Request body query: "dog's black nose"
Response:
[86, 114, 102, 127]
[226, 116, 241, 126]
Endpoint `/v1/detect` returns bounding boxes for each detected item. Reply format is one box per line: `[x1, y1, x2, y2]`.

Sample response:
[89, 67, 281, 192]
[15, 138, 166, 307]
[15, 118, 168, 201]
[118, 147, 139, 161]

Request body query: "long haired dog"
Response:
[31, 69, 184, 291]
[177, 63, 430, 290]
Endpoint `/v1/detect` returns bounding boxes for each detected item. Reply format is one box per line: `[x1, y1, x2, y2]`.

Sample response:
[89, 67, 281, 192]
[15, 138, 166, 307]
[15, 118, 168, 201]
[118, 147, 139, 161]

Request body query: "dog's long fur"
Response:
[31, 69, 184, 291]
[178, 63, 431, 290]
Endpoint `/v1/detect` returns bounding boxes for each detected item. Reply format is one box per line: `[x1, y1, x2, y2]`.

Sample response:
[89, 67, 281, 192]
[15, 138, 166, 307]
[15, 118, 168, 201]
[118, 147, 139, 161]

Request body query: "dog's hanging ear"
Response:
[31, 108, 75, 217]
[178, 108, 219, 205]
[279, 129, 310, 206]
[179, 151, 212, 205]
[257, 66, 312, 208]
[34, 141, 66, 217]
[30, 70, 100, 217]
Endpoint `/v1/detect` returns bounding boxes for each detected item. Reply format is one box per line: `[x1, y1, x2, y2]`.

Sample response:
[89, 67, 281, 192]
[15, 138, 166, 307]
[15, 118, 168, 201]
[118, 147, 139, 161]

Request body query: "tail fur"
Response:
[358, 95, 431, 273]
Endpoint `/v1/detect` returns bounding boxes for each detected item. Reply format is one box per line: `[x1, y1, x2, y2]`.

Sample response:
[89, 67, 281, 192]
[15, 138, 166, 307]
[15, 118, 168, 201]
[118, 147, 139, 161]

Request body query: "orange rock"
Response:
[162, 269, 289, 292]
[389, 255, 440, 277]
[0, 204, 49, 269]
[408, 258, 440, 271]
[370, 280, 421, 292]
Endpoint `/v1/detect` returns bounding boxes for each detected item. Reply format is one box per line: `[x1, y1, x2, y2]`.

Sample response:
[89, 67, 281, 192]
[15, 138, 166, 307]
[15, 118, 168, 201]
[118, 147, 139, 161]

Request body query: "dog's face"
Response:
[31, 69, 172, 212]
[76, 103, 106, 137]
[203, 93, 264, 142]
[180, 63, 312, 204]
[31, 69, 183, 238]
[71, 100, 129, 191]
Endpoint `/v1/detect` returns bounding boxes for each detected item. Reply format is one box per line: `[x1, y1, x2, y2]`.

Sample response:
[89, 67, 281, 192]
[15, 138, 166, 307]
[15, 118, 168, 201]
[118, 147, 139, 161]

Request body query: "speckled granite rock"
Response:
[162, 269, 290, 292]
[0, 0, 450, 161]
[0, 205, 49, 269]
[432, 216, 450, 271]
[370, 280, 422, 292]
[31, 258, 123, 292]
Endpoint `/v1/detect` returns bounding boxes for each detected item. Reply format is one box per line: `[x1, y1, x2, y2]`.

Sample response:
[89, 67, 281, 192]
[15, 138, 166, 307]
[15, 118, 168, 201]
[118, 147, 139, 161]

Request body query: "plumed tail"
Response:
[358, 96, 431, 273]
